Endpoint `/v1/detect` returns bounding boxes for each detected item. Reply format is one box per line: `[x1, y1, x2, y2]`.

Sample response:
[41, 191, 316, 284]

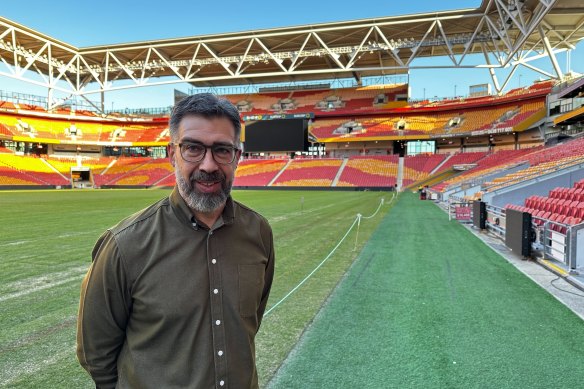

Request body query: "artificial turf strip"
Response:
[268, 192, 584, 388]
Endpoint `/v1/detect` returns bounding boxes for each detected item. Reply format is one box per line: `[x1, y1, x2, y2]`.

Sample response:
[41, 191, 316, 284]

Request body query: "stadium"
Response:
[1, 0, 584, 387]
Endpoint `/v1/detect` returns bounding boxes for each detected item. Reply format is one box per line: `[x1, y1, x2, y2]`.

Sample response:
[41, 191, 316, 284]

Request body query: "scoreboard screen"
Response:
[243, 119, 308, 152]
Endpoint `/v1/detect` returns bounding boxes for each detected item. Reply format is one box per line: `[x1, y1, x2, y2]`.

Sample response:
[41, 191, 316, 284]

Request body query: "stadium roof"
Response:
[0, 0, 583, 106]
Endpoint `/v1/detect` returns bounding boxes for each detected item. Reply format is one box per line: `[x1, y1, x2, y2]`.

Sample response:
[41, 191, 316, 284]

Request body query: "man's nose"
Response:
[198, 147, 219, 171]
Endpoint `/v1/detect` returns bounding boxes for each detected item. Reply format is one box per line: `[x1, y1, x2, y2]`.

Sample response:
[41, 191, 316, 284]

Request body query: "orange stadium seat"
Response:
[337, 155, 399, 187]
[272, 158, 343, 187]
[233, 159, 288, 187]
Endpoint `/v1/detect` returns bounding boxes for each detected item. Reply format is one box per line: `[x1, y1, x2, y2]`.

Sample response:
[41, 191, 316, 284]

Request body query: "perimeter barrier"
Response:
[264, 192, 396, 317]
[448, 199, 584, 270]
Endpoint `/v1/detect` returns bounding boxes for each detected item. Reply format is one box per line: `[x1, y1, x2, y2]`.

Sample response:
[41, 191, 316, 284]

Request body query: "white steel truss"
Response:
[0, 0, 582, 106]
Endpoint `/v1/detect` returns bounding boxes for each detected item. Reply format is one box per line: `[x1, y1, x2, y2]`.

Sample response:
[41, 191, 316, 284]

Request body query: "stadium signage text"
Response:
[243, 113, 314, 121]
[430, 126, 514, 139]
[471, 127, 513, 136]
[455, 206, 472, 221]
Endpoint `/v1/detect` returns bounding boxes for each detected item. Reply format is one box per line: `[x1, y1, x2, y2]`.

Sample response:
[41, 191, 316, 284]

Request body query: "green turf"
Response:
[0, 189, 391, 387]
[268, 192, 584, 388]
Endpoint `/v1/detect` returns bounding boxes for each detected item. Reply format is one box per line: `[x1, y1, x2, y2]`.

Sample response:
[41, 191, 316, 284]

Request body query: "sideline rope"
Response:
[354, 192, 396, 249]
[264, 192, 397, 317]
[362, 191, 396, 220]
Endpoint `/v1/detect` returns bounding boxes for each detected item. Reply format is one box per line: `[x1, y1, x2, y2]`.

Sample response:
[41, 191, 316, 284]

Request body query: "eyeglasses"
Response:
[173, 141, 239, 164]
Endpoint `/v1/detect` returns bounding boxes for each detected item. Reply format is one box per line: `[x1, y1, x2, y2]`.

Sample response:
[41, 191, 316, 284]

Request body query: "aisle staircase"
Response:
[331, 158, 349, 187]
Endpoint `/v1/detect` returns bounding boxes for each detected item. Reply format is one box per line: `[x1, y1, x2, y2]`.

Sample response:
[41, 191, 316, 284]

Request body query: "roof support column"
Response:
[47, 87, 53, 111]
[100, 73, 105, 113]
[482, 43, 502, 94]
[538, 25, 564, 81]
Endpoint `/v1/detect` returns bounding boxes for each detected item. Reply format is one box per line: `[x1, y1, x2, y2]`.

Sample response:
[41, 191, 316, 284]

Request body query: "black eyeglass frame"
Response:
[172, 141, 240, 165]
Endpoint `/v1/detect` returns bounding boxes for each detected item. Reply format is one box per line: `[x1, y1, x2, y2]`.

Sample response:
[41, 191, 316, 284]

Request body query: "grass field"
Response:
[0, 189, 392, 387]
[270, 193, 584, 388]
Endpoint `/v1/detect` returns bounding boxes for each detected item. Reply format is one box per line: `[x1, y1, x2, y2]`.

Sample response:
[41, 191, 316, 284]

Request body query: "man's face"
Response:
[169, 115, 241, 214]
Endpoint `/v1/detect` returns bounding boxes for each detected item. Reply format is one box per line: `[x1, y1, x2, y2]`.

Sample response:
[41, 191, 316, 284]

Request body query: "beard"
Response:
[175, 169, 232, 214]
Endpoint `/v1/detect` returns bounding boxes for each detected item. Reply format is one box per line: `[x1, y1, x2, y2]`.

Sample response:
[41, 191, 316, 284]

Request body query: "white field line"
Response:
[0, 240, 31, 247]
[270, 203, 337, 223]
[0, 345, 75, 386]
[269, 194, 383, 223]
[56, 231, 95, 239]
[0, 231, 95, 247]
[0, 264, 89, 303]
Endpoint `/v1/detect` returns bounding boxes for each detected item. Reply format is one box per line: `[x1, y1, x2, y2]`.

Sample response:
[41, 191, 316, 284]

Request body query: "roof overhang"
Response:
[0, 0, 583, 103]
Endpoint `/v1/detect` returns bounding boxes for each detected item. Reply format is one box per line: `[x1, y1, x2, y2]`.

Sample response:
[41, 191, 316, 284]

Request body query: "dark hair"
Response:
[169, 93, 241, 147]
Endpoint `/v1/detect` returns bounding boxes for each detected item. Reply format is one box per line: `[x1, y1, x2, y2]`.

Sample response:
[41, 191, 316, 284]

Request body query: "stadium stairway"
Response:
[431, 154, 453, 175]
[404, 167, 459, 191]
[95, 158, 152, 186]
[268, 159, 293, 186]
[151, 171, 175, 187]
[331, 158, 349, 187]
[397, 157, 404, 190]
[98, 158, 119, 176]
[41, 158, 70, 183]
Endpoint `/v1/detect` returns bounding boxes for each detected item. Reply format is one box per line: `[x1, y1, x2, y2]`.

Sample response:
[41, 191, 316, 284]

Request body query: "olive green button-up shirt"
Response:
[77, 188, 275, 389]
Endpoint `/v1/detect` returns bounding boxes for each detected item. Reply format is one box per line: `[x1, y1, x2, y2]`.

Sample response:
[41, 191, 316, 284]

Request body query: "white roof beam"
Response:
[520, 61, 556, 78]
[374, 25, 405, 67]
[494, 0, 527, 36]
[140, 48, 153, 82]
[312, 33, 346, 70]
[504, 0, 558, 66]
[236, 40, 253, 75]
[289, 34, 311, 71]
[436, 20, 457, 65]
[186, 44, 202, 79]
[51, 54, 79, 88]
[347, 27, 375, 68]
[152, 47, 188, 80]
[498, 63, 520, 92]
[254, 38, 288, 72]
[459, 17, 486, 63]
[482, 42, 502, 94]
[108, 51, 139, 84]
[407, 20, 437, 66]
[200, 43, 234, 77]
[79, 54, 104, 88]
[538, 24, 564, 80]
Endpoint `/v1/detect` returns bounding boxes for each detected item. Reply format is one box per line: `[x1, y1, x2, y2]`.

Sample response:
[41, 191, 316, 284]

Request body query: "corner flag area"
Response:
[268, 192, 584, 388]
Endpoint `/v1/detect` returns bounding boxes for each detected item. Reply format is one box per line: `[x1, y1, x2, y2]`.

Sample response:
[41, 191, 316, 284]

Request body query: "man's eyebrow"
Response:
[179, 138, 203, 144]
[180, 138, 235, 147]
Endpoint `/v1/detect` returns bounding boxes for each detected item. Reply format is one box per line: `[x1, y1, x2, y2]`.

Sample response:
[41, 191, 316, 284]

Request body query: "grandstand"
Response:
[0, 80, 559, 189]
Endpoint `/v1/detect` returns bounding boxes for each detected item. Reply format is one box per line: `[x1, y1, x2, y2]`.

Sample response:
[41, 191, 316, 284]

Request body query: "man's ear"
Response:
[233, 149, 242, 168]
[168, 144, 176, 167]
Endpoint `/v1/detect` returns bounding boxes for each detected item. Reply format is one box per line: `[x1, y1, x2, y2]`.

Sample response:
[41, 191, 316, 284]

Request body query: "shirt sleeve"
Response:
[77, 230, 132, 389]
[257, 221, 275, 329]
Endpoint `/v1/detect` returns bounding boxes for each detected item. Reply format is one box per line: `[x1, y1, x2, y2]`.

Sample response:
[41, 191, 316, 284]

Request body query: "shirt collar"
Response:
[170, 186, 235, 228]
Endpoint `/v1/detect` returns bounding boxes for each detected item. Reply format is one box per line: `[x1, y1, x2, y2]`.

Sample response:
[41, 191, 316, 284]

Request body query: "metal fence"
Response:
[531, 218, 584, 269]
[449, 201, 584, 270]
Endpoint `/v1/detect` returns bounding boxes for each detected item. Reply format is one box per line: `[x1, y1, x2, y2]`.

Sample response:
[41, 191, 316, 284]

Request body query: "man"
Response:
[77, 93, 275, 389]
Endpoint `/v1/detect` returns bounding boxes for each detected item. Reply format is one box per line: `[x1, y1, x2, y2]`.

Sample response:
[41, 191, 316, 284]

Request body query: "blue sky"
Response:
[1, 0, 582, 109]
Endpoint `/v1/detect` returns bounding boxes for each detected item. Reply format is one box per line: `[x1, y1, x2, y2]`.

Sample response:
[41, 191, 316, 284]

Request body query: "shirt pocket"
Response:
[238, 264, 265, 318]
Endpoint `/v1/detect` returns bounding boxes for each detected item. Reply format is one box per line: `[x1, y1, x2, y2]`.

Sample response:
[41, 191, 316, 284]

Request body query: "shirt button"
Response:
[218, 350, 224, 356]
[213, 289, 219, 294]
[215, 320, 221, 325]
[219, 380, 225, 387]
[211, 258, 217, 264]
[209, 231, 213, 235]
